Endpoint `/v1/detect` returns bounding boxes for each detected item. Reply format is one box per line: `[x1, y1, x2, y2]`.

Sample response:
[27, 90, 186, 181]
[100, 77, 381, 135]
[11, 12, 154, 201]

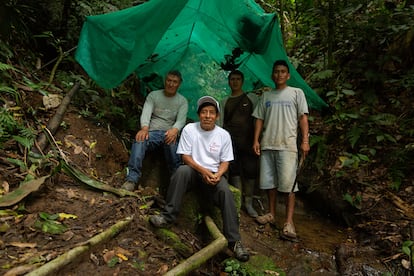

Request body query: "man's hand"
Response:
[202, 171, 220, 186]
[164, 128, 179, 145]
[300, 142, 310, 159]
[253, 141, 261, 156]
[135, 128, 149, 142]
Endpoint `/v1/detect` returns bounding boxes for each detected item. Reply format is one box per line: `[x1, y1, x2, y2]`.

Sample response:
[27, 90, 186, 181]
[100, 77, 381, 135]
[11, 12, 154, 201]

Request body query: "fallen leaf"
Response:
[103, 250, 116, 263]
[0, 176, 49, 207]
[8, 242, 37, 248]
[2, 181, 9, 194]
[401, 258, 411, 269]
[90, 253, 99, 265]
[61, 230, 75, 241]
[116, 253, 128, 261]
[157, 264, 169, 274]
[74, 145, 83, 155]
[83, 140, 91, 147]
[115, 246, 132, 256]
[59, 213, 78, 220]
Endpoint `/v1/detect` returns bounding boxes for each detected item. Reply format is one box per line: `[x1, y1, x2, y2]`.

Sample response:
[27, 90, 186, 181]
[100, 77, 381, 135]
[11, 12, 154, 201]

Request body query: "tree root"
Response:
[164, 216, 228, 276]
[25, 216, 133, 276]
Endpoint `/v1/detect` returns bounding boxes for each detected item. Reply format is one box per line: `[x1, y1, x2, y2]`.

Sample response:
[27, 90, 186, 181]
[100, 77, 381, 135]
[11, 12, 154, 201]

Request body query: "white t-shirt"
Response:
[177, 122, 234, 172]
[252, 86, 309, 152]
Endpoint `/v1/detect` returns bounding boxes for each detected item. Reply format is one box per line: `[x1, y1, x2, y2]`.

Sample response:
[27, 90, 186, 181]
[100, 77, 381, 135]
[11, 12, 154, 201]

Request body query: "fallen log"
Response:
[33, 82, 80, 154]
[25, 216, 133, 276]
[164, 215, 228, 276]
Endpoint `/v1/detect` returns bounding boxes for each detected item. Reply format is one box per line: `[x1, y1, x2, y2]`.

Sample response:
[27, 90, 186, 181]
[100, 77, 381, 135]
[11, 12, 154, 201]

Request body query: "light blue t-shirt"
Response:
[252, 86, 308, 152]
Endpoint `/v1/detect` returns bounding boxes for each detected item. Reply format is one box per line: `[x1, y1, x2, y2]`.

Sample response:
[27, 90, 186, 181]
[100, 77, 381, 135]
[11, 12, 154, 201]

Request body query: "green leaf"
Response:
[402, 245, 411, 256]
[342, 89, 355, 95]
[39, 212, 51, 220]
[343, 193, 354, 205]
[357, 154, 370, 162]
[402, 240, 414, 247]
[107, 257, 120, 268]
[12, 135, 34, 148]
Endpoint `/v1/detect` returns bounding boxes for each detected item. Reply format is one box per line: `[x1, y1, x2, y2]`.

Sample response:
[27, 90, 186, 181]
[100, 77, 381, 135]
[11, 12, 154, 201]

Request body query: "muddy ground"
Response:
[0, 103, 403, 275]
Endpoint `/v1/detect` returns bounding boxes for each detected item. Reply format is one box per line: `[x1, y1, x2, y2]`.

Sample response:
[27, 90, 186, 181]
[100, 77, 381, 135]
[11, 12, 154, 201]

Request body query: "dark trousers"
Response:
[162, 165, 241, 243]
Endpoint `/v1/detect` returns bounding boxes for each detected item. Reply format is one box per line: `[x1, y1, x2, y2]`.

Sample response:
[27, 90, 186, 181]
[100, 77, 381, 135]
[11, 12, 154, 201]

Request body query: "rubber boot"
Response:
[231, 176, 242, 190]
[244, 179, 258, 218]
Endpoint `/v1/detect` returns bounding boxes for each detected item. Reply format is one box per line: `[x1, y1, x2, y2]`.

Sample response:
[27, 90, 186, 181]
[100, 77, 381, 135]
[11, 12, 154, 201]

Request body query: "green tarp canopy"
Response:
[75, 0, 327, 119]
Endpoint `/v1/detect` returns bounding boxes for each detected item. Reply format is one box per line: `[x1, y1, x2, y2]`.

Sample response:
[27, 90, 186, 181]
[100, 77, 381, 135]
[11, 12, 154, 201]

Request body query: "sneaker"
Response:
[282, 222, 297, 239]
[231, 241, 249, 262]
[121, 181, 135, 191]
[149, 214, 169, 228]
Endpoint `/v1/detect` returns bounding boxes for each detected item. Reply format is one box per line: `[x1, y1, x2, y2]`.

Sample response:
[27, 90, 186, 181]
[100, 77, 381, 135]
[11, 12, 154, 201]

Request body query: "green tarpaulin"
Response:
[75, 0, 327, 119]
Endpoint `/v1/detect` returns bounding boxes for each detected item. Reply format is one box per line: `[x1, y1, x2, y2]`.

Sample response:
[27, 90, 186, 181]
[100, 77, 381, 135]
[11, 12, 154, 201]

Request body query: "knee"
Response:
[176, 165, 191, 173]
[132, 140, 146, 150]
[172, 165, 192, 179]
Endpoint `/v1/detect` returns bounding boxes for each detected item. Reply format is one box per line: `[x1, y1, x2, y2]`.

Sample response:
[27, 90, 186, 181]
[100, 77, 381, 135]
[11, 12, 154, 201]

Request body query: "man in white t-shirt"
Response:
[149, 96, 250, 262]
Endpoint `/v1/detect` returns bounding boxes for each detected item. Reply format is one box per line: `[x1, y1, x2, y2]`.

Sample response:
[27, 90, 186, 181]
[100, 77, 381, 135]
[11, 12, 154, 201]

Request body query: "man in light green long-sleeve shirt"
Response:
[122, 70, 188, 191]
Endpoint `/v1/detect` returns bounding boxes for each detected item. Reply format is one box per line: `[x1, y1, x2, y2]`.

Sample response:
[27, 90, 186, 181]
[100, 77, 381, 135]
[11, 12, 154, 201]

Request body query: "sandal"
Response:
[256, 213, 275, 225]
[282, 222, 297, 239]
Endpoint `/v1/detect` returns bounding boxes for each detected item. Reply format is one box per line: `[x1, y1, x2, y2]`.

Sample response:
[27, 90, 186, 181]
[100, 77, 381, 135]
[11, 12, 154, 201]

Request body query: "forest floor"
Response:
[0, 92, 409, 275]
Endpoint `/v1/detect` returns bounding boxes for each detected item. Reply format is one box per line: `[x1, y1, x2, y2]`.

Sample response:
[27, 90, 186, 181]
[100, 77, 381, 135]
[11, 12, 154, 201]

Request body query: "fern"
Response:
[0, 107, 18, 132]
[347, 125, 363, 148]
[369, 113, 398, 126]
[0, 62, 16, 71]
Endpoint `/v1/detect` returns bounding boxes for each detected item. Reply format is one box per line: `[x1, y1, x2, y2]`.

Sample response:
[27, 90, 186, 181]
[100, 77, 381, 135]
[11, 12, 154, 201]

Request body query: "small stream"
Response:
[240, 194, 388, 275]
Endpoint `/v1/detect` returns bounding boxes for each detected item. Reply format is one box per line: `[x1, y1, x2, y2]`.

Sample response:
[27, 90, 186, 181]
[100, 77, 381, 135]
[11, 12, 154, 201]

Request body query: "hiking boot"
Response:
[149, 214, 169, 228]
[231, 241, 249, 262]
[121, 181, 135, 191]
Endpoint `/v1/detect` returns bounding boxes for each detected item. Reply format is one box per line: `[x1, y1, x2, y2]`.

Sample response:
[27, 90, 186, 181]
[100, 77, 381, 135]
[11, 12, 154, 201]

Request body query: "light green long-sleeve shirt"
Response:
[140, 89, 188, 131]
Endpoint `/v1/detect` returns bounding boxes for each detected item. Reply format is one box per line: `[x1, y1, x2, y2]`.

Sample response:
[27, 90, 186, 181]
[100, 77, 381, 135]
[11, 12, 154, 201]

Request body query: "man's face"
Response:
[271, 65, 290, 87]
[164, 74, 181, 97]
[198, 105, 218, 131]
[228, 74, 243, 92]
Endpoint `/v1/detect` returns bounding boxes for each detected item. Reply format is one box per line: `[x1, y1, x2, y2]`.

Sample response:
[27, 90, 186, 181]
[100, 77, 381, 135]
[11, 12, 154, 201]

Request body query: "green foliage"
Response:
[0, 107, 18, 145]
[339, 152, 370, 169]
[402, 240, 413, 257]
[223, 259, 247, 275]
[222, 255, 286, 276]
[34, 212, 67, 234]
[343, 193, 362, 209]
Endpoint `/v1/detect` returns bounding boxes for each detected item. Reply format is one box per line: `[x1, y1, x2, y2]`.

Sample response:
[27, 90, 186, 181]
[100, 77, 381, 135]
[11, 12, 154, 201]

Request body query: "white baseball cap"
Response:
[197, 96, 220, 113]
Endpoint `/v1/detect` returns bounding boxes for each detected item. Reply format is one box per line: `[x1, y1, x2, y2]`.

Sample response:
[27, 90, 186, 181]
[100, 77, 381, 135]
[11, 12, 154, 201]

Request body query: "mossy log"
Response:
[25, 216, 133, 276]
[164, 216, 228, 276]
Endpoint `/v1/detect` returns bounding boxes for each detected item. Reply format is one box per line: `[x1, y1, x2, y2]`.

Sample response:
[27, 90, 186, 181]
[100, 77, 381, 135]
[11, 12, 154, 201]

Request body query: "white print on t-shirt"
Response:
[209, 142, 220, 153]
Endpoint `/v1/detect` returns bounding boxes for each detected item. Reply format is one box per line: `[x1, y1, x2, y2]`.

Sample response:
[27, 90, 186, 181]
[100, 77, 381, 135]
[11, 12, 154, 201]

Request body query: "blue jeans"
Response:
[126, 130, 181, 183]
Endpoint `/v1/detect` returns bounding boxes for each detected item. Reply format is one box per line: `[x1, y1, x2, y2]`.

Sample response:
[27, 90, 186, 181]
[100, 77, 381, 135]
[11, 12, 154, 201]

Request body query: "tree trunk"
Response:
[33, 82, 80, 154]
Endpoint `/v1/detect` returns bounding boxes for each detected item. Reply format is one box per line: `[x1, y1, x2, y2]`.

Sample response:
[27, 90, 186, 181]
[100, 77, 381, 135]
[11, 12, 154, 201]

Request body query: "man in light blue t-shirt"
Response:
[252, 60, 310, 240]
[122, 70, 188, 191]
